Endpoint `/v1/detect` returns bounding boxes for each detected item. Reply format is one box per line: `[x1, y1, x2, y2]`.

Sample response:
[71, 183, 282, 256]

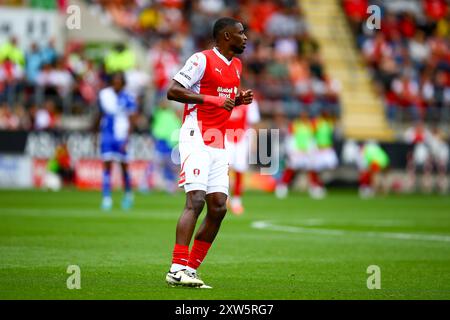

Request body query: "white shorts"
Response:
[225, 137, 249, 173]
[285, 136, 312, 170]
[286, 150, 312, 170]
[178, 125, 229, 196]
[413, 143, 430, 166]
[312, 148, 338, 171]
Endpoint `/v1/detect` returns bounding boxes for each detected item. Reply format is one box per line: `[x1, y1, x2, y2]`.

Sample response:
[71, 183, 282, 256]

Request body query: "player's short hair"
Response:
[212, 17, 240, 40]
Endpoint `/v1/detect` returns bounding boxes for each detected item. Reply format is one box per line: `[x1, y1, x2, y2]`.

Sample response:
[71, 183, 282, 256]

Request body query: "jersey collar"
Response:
[213, 47, 232, 66]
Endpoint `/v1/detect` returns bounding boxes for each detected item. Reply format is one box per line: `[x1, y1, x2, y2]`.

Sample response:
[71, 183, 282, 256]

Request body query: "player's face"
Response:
[112, 76, 125, 92]
[229, 23, 247, 54]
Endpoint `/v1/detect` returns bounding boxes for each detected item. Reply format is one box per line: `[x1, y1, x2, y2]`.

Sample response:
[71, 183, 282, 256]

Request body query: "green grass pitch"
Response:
[0, 189, 449, 299]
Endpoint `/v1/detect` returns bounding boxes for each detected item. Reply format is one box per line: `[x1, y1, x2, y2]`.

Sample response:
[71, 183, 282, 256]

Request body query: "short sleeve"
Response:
[172, 52, 206, 89]
[99, 88, 116, 114]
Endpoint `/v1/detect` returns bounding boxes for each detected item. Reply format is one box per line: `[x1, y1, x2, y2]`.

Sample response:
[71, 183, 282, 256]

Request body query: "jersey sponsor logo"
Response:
[214, 68, 222, 75]
[217, 86, 234, 99]
[179, 72, 191, 81]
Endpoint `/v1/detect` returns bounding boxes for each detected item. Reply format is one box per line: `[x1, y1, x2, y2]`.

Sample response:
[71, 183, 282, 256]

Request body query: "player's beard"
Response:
[231, 44, 245, 55]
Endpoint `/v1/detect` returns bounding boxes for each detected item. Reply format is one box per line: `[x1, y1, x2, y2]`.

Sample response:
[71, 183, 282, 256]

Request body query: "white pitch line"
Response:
[251, 221, 450, 243]
[0, 208, 178, 220]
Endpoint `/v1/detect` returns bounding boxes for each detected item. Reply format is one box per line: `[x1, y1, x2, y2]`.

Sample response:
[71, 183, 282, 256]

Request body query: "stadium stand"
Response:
[0, 0, 339, 134]
[342, 0, 449, 130]
[0, 0, 448, 194]
[303, 0, 394, 141]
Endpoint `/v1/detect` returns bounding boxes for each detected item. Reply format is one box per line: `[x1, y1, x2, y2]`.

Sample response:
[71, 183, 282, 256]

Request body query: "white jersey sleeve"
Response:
[99, 88, 117, 114]
[173, 52, 206, 89]
[246, 100, 261, 125]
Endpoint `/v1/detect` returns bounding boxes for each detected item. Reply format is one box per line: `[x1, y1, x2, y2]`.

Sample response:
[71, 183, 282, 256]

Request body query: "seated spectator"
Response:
[0, 58, 24, 106]
[342, 0, 369, 34]
[362, 32, 391, 69]
[33, 99, 59, 130]
[36, 59, 73, 110]
[72, 60, 102, 110]
[52, 58, 73, 98]
[423, 0, 448, 21]
[419, 71, 435, 121]
[389, 72, 421, 122]
[105, 43, 136, 74]
[41, 39, 59, 66]
[0, 103, 12, 129]
[408, 31, 430, 69]
[381, 12, 400, 41]
[12, 104, 32, 130]
[321, 76, 342, 118]
[25, 43, 43, 84]
[430, 70, 450, 122]
[345, 0, 449, 126]
[398, 12, 417, 39]
[265, 6, 306, 38]
[247, 0, 279, 34]
[0, 36, 25, 66]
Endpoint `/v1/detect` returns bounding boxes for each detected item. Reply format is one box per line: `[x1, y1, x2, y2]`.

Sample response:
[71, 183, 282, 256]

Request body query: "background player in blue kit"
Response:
[97, 72, 137, 211]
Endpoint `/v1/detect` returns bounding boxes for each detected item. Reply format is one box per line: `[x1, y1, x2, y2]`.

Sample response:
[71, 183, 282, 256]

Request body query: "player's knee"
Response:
[192, 198, 206, 214]
[210, 201, 227, 220]
[186, 192, 206, 215]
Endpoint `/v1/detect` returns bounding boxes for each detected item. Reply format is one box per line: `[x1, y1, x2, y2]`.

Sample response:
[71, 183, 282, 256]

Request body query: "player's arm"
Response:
[167, 80, 235, 111]
[167, 53, 234, 111]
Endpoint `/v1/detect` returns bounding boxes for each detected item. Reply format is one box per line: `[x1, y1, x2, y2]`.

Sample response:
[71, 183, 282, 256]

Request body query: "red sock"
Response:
[281, 168, 295, 185]
[187, 240, 212, 270]
[309, 171, 323, 187]
[359, 171, 372, 187]
[172, 243, 189, 266]
[234, 172, 243, 197]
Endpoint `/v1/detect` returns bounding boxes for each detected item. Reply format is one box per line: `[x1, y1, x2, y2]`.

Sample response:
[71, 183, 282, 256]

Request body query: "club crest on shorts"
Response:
[193, 169, 200, 177]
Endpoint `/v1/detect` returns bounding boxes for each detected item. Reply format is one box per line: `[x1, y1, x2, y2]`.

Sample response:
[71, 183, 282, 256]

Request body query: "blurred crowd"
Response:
[343, 0, 450, 124]
[93, 0, 341, 119]
[0, 36, 111, 131]
[0, 0, 66, 10]
[0, 0, 340, 132]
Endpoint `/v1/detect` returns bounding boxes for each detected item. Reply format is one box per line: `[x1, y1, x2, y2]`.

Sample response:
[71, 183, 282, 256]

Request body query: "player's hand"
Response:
[235, 89, 253, 106]
[221, 98, 235, 111]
